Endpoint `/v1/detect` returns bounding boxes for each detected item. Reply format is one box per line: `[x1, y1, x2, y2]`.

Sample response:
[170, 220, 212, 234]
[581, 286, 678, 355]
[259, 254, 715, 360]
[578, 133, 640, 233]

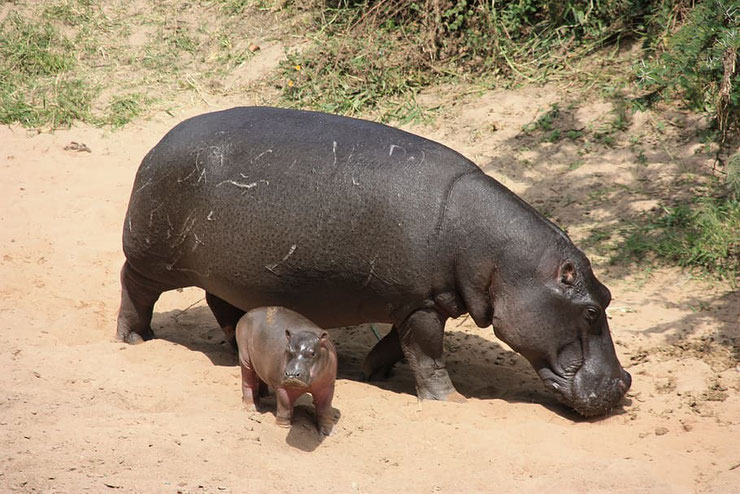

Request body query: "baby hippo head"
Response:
[282, 329, 332, 389]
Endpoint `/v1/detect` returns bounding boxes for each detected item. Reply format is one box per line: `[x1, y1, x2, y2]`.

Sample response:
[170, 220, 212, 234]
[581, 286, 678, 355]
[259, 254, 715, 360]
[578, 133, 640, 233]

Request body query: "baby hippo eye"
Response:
[307, 349, 315, 358]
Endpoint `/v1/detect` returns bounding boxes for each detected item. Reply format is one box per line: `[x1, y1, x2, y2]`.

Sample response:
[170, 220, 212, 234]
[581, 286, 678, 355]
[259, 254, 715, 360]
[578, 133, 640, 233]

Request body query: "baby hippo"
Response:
[235, 306, 338, 436]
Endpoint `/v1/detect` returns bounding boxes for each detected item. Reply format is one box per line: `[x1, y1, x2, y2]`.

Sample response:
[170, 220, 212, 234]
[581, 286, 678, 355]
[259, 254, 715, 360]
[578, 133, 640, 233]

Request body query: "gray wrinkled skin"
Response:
[117, 106, 630, 416]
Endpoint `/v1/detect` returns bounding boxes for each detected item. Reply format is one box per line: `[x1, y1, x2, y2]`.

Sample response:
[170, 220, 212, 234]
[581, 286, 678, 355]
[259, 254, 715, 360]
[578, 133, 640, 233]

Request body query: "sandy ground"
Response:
[1, 73, 739, 492]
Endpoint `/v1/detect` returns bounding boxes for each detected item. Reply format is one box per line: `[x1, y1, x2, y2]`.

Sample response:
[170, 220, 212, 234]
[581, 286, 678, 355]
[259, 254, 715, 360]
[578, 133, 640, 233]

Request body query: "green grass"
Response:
[0, 14, 75, 76]
[278, 38, 433, 122]
[102, 93, 151, 129]
[612, 196, 740, 283]
[0, 2, 270, 130]
[0, 13, 96, 127]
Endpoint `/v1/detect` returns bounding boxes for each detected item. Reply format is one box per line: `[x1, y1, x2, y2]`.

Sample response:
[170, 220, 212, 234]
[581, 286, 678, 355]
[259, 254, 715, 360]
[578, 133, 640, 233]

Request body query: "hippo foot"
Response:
[117, 327, 154, 344]
[414, 368, 462, 402]
[275, 416, 292, 428]
[242, 398, 260, 413]
[318, 423, 334, 436]
[445, 391, 467, 403]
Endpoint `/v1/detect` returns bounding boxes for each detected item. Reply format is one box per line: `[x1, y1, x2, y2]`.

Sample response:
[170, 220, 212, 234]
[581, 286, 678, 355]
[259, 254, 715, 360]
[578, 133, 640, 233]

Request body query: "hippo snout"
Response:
[285, 370, 303, 379]
[569, 367, 631, 417]
[538, 364, 631, 417]
[617, 369, 632, 394]
[281, 365, 312, 389]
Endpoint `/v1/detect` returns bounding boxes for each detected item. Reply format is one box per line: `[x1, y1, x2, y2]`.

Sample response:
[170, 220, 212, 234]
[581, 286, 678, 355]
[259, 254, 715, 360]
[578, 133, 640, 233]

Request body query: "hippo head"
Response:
[282, 329, 331, 389]
[490, 242, 631, 417]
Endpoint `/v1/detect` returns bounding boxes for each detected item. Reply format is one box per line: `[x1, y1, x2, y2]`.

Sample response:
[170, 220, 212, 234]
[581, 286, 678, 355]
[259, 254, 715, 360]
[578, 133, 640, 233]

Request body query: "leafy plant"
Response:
[635, 0, 739, 139]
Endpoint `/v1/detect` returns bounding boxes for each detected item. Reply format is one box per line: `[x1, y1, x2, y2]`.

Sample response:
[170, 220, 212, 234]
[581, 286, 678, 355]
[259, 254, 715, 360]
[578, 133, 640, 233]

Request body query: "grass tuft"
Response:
[613, 196, 740, 283]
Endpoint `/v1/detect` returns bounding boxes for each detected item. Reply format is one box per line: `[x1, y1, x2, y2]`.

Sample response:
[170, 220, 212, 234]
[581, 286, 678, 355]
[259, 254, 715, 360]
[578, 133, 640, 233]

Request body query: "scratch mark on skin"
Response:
[332, 141, 337, 167]
[165, 214, 175, 239]
[218, 177, 270, 191]
[253, 149, 273, 162]
[362, 252, 380, 287]
[265, 244, 297, 276]
[148, 201, 164, 228]
[191, 233, 205, 252]
[135, 178, 153, 193]
[178, 167, 197, 184]
[352, 176, 360, 186]
[127, 216, 132, 232]
[346, 145, 355, 165]
[389, 144, 406, 157]
[217, 179, 258, 189]
[207, 210, 215, 221]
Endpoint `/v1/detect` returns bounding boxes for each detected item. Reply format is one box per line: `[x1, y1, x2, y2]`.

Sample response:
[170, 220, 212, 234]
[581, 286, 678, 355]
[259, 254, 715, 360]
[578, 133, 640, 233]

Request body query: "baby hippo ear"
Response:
[285, 328, 292, 341]
[319, 331, 330, 344]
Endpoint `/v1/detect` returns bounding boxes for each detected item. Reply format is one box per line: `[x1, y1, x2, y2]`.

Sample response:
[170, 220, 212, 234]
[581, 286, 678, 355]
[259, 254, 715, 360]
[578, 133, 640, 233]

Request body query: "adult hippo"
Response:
[117, 106, 631, 416]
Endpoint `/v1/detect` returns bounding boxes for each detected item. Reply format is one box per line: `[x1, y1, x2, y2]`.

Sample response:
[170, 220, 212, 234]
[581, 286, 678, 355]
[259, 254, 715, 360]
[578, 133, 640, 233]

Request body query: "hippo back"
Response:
[123, 107, 483, 326]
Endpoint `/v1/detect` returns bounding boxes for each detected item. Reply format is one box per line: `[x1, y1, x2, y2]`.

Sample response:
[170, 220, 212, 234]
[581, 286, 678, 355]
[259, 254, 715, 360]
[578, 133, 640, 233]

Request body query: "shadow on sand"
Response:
[152, 306, 630, 428]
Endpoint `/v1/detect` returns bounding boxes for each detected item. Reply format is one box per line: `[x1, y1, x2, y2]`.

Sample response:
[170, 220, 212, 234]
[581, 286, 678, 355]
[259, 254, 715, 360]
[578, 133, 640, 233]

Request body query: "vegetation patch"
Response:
[0, 13, 95, 127]
[0, 1, 274, 130]
[612, 194, 739, 282]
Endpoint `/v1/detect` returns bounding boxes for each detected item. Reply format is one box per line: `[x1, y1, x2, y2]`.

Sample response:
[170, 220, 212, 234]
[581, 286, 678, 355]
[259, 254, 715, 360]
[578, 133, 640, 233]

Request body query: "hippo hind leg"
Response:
[205, 292, 244, 349]
[362, 326, 404, 381]
[116, 261, 171, 344]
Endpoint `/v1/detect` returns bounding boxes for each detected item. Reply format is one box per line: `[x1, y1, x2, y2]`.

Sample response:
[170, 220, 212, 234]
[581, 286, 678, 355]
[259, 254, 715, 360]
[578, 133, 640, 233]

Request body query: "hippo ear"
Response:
[319, 331, 330, 344]
[559, 261, 576, 286]
[285, 328, 292, 341]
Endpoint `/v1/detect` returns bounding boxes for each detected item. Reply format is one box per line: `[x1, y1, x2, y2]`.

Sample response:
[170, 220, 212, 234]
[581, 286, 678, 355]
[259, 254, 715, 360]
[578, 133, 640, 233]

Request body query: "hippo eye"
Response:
[585, 306, 599, 322]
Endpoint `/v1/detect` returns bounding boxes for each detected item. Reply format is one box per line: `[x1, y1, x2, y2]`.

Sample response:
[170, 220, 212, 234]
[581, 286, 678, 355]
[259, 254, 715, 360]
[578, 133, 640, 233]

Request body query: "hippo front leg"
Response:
[398, 309, 466, 402]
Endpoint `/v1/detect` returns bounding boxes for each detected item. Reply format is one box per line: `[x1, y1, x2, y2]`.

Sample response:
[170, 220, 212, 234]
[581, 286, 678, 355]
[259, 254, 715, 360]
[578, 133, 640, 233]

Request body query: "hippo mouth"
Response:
[281, 377, 310, 389]
[538, 363, 630, 417]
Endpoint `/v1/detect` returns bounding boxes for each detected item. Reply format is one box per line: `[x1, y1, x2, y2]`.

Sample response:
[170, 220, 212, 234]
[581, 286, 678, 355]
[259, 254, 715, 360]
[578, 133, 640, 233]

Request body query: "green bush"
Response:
[279, 0, 655, 115]
[635, 0, 739, 138]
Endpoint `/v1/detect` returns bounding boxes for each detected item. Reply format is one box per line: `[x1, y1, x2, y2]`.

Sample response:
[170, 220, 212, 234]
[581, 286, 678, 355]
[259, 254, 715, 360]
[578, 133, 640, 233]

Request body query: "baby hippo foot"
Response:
[317, 418, 334, 437]
[275, 415, 292, 428]
[242, 396, 260, 413]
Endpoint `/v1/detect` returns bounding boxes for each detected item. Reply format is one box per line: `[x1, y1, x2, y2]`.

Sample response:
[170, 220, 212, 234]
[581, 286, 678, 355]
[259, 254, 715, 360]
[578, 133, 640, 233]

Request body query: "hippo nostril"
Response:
[617, 379, 629, 394]
[618, 370, 632, 394]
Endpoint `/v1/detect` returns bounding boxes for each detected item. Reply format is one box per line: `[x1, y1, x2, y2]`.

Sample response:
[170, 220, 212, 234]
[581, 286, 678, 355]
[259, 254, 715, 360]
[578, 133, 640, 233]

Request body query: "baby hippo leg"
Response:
[239, 352, 261, 412]
[274, 388, 295, 427]
[312, 384, 336, 436]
